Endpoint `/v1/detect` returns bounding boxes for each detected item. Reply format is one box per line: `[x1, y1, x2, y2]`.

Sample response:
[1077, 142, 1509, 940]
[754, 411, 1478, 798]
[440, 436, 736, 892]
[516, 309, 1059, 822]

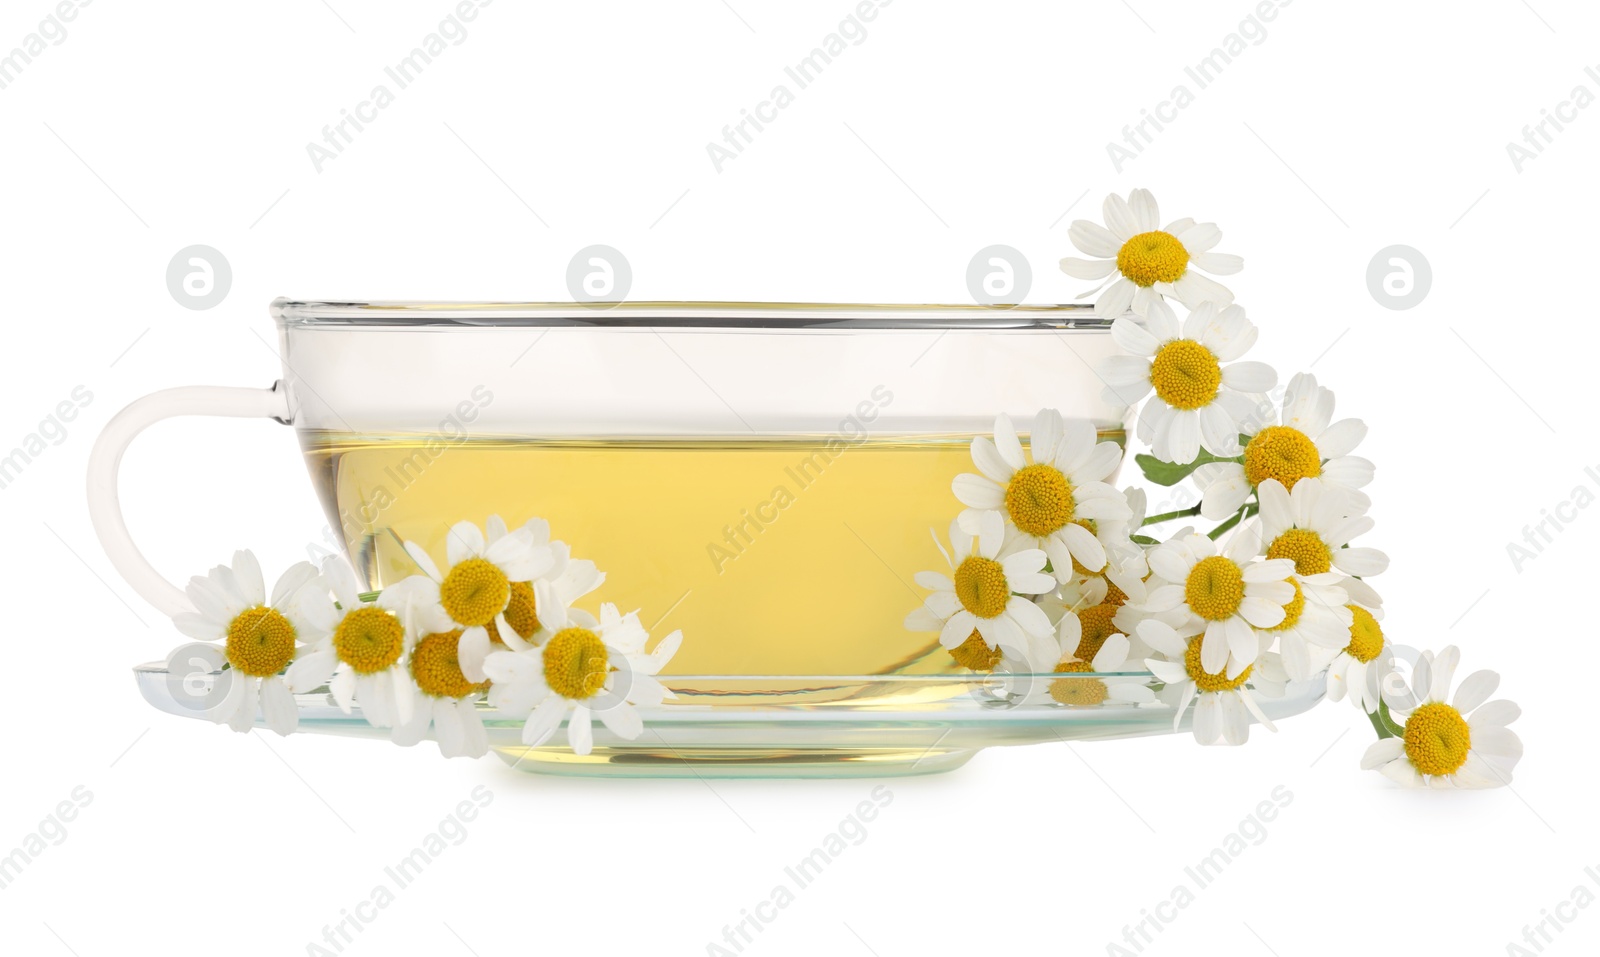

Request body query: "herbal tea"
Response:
[300, 432, 1119, 675]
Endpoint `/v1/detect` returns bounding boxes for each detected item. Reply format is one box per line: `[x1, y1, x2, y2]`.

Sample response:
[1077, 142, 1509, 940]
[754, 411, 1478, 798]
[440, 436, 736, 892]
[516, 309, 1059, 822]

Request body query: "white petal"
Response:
[1061, 256, 1116, 280]
[1191, 251, 1243, 275]
[1005, 596, 1054, 639]
[433, 698, 467, 756]
[1127, 188, 1160, 232]
[1332, 548, 1389, 578]
[1219, 691, 1250, 745]
[1361, 737, 1405, 769]
[963, 439, 1011, 488]
[1068, 219, 1121, 258]
[229, 677, 260, 733]
[569, 707, 595, 755]
[1102, 192, 1139, 242]
[270, 561, 320, 608]
[1060, 522, 1106, 573]
[1429, 646, 1460, 702]
[1163, 409, 1202, 466]
[952, 474, 1005, 510]
[1469, 699, 1520, 729]
[1137, 619, 1186, 657]
[457, 700, 488, 758]
[1198, 403, 1240, 457]
[1193, 693, 1222, 744]
[260, 677, 298, 736]
[331, 667, 362, 714]
[521, 695, 568, 746]
[1170, 271, 1234, 308]
[1452, 670, 1499, 713]
[1315, 418, 1367, 459]
[457, 626, 492, 683]
[992, 414, 1027, 470]
[445, 521, 487, 565]
[404, 542, 444, 582]
[1111, 316, 1161, 356]
[596, 700, 645, 740]
[232, 550, 267, 606]
[1200, 621, 1229, 674]
[1094, 278, 1137, 320]
[1030, 409, 1065, 466]
[1221, 361, 1277, 393]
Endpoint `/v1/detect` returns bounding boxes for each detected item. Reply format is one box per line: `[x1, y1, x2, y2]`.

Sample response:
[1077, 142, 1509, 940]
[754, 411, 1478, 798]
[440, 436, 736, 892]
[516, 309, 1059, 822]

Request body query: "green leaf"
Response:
[1135, 453, 1200, 487]
[1135, 451, 1241, 487]
[1130, 534, 1158, 545]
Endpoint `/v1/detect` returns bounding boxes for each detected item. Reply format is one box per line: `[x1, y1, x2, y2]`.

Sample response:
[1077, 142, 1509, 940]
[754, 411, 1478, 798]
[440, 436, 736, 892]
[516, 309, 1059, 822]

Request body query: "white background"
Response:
[1, 1, 1595, 954]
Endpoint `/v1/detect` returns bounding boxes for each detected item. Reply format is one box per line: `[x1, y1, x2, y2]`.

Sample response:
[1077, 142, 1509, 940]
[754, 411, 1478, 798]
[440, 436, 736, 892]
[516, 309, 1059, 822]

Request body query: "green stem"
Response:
[1141, 504, 1202, 527]
[1368, 699, 1405, 739]
[357, 589, 381, 603]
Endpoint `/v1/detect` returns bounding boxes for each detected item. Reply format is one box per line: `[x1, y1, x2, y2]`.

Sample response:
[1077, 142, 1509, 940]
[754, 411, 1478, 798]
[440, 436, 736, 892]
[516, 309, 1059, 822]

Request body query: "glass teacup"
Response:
[90, 300, 1124, 678]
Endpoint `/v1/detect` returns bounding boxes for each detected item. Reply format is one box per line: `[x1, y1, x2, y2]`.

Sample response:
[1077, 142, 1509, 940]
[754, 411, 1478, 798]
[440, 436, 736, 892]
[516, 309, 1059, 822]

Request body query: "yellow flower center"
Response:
[1266, 528, 1332, 577]
[1050, 660, 1109, 706]
[1005, 463, 1076, 537]
[410, 630, 488, 699]
[948, 630, 1003, 672]
[1403, 702, 1472, 777]
[954, 556, 1011, 619]
[1243, 426, 1322, 490]
[1346, 605, 1384, 663]
[1267, 579, 1304, 633]
[1149, 340, 1222, 410]
[1184, 556, 1245, 621]
[1183, 637, 1252, 692]
[1116, 230, 1190, 287]
[542, 627, 611, 700]
[225, 606, 298, 678]
[484, 580, 540, 646]
[1103, 576, 1129, 607]
[439, 557, 510, 627]
[1072, 603, 1123, 663]
[333, 606, 406, 674]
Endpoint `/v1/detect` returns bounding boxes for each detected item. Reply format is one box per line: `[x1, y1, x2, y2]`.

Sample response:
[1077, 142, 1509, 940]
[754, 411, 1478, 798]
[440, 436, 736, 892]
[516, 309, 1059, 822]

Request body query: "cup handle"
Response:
[86, 382, 294, 618]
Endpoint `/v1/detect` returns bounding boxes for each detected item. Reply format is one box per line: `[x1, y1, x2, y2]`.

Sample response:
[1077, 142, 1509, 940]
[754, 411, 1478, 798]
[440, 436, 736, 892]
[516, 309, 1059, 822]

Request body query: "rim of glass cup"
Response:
[271, 298, 1117, 330]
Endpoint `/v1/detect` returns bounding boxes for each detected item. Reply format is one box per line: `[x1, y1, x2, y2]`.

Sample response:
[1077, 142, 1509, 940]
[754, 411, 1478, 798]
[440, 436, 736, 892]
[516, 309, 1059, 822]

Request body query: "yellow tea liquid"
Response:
[299, 433, 1120, 675]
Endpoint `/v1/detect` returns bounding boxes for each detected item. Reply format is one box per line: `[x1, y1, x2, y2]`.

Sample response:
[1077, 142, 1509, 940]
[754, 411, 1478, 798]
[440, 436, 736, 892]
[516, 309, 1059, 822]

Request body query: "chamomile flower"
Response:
[170, 550, 336, 736]
[1361, 646, 1522, 788]
[952, 409, 1130, 582]
[905, 513, 1057, 665]
[1191, 372, 1374, 520]
[1047, 632, 1157, 707]
[1256, 478, 1389, 581]
[1325, 601, 1390, 714]
[1143, 524, 1295, 678]
[1059, 188, 1242, 319]
[481, 517, 605, 651]
[400, 516, 554, 684]
[390, 628, 492, 759]
[1032, 574, 1110, 632]
[285, 557, 450, 728]
[1140, 619, 1287, 745]
[1056, 595, 1128, 667]
[1099, 486, 1152, 604]
[1260, 572, 1353, 681]
[1100, 299, 1278, 465]
[483, 603, 680, 755]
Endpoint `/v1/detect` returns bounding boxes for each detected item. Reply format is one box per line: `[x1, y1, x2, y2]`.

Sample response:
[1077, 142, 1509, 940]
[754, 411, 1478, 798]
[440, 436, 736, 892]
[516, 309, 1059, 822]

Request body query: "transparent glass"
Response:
[133, 663, 1327, 778]
[94, 299, 1273, 777]
[275, 300, 1128, 683]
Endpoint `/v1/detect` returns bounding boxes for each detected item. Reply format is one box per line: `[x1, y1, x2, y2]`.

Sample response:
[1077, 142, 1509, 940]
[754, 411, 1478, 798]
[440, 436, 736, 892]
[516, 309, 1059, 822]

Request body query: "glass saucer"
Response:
[133, 664, 1324, 778]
